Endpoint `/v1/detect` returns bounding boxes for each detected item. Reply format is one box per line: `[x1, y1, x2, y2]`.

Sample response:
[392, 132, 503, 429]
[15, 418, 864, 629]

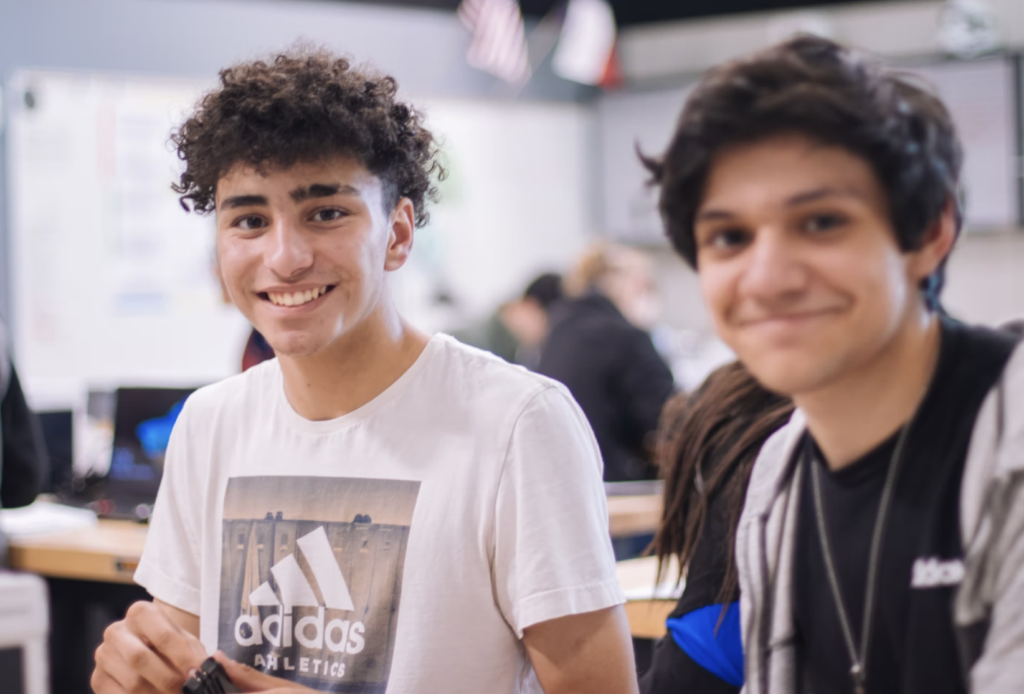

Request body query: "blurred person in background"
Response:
[641, 362, 792, 693]
[0, 320, 49, 565]
[538, 242, 675, 482]
[456, 272, 562, 368]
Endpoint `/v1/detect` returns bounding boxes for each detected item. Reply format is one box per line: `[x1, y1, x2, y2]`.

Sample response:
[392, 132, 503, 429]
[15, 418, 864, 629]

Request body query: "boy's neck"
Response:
[277, 300, 431, 421]
[795, 308, 942, 471]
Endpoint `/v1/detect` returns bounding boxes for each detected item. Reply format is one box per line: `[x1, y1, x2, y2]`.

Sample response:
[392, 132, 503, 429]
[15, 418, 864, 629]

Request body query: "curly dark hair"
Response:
[172, 48, 445, 227]
[642, 35, 963, 309]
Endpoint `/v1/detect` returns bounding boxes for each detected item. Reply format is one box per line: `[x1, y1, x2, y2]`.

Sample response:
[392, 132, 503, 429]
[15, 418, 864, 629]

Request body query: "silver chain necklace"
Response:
[808, 417, 915, 694]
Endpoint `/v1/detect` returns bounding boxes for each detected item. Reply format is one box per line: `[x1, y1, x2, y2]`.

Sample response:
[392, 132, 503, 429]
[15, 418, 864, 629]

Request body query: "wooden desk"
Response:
[9, 500, 669, 639]
[616, 555, 678, 639]
[607, 494, 662, 538]
[7, 519, 147, 584]
[9, 494, 663, 582]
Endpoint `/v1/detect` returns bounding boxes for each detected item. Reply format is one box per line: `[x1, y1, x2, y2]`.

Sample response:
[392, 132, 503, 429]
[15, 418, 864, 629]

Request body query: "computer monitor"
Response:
[106, 387, 196, 510]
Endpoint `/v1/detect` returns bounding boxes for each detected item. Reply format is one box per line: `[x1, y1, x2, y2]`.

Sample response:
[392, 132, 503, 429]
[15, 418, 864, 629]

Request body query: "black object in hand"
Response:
[183, 657, 239, 694]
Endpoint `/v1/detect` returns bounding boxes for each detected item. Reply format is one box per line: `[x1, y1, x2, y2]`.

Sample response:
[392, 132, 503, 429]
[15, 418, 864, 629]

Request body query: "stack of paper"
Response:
[0, 500, 98, 538]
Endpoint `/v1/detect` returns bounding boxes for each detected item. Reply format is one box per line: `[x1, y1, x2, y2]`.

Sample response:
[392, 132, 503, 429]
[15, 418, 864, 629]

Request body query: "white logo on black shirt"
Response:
[910, 557, 964, 588]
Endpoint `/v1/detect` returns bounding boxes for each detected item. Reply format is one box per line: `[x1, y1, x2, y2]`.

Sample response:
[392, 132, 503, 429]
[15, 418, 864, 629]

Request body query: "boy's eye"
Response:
[311, 208, 346, 223]
[804, 213, 847, 233]
[709, 228, 751, 249]
[236, 216, 266, 231]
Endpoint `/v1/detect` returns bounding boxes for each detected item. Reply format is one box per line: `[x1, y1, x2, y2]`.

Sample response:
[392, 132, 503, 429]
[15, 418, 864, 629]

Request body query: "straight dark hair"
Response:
[652, 361, 794, 602]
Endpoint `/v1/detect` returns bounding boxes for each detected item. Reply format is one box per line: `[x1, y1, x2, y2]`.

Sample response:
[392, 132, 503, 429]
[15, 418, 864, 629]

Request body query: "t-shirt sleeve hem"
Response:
[513, 577, 626, 638]
[134, 561, 201, 617]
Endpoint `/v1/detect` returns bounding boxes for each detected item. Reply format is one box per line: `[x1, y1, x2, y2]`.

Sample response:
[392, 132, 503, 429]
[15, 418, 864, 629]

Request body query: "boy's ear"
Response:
[384, 197, 415, 272]
[909, 198, 957, 282]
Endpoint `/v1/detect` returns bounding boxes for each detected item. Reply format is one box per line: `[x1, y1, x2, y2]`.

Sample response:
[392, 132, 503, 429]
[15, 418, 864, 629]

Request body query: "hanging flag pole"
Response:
[525, 1, 569, 74]
[552, 0, 620, 88]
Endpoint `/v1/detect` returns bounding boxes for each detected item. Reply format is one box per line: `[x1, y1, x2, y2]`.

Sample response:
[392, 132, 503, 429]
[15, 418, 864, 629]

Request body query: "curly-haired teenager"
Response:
[91, 50, 637, 694]
[640, 362, 792, 693]
[646, 36, 1024, 693]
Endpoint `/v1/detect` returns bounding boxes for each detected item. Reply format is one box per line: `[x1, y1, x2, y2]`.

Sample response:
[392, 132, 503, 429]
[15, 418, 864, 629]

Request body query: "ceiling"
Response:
[368, 0, 893, 27]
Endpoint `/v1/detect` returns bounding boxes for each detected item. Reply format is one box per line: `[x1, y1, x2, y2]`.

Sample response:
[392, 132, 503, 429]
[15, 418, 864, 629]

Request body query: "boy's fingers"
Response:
[125, 602, 205, 677]
[180, 628, 209, 663]
[213, 652, 283, 691]
[211, 652, 319, 693]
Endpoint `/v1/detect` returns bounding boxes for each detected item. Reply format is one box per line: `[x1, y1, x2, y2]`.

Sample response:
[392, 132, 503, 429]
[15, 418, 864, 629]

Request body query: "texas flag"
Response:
[552, 0, 621, 88]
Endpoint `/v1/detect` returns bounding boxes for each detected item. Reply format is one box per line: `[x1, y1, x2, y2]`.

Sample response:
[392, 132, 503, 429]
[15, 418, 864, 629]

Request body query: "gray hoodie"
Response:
[736, 341, 1024, 693]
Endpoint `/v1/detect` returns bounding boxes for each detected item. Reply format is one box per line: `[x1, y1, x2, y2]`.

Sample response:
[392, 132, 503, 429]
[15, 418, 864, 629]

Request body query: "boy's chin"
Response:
[742, 353, 843, 399]
[261, 331, 334, 359]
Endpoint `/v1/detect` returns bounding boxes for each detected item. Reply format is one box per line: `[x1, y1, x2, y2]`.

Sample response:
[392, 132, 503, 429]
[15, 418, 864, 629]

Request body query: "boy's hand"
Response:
[212, 652, 320, 693]
[92, 600, 207, 694]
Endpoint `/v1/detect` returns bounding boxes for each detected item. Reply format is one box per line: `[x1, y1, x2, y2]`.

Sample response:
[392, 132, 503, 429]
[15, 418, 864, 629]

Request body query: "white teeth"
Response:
[267, 286, 329, 307]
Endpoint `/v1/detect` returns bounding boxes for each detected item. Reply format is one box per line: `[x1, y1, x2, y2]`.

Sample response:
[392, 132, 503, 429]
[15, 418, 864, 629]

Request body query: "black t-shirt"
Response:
[793, 319, 1017, 694]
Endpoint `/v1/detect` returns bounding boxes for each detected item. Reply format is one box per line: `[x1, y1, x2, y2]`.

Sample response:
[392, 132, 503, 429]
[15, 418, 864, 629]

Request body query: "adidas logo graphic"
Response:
[234, 525, 366, 656]
[910, 556, 965, 589]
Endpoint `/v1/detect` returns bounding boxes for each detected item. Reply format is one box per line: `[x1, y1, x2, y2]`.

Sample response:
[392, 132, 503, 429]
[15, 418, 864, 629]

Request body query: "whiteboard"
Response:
[596, 56, 1019, 243]
[911, 58, 1018, 231]
[397, 97, 592, 329]
[595, 85, 693, 244]
[6, 71, 595, 402]
[7, 70, 250, 401]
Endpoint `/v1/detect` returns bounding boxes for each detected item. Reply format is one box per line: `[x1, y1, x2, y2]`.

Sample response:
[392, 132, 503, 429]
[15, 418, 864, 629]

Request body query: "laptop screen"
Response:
[108, 387, 197, 499]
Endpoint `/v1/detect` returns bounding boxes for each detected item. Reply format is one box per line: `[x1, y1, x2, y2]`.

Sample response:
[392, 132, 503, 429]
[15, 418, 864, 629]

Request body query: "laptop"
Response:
[98, 386, 196, 521]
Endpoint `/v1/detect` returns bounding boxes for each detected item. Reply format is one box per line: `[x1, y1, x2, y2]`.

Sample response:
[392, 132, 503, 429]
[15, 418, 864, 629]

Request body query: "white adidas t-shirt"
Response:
[135, 334, 625, 693]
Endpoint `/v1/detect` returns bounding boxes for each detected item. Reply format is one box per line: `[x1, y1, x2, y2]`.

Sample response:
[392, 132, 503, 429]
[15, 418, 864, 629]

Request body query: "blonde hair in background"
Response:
[565, 240, 620, 297]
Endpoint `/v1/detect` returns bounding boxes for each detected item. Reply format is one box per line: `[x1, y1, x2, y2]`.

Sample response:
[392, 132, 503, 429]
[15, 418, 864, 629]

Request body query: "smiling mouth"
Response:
[259, 285, 335, 307]
[741, 309, 840, 326]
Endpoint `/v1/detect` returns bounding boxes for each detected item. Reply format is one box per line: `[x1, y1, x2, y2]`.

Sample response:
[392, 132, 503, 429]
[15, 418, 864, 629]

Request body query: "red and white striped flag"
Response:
[458, 0, 531, 86]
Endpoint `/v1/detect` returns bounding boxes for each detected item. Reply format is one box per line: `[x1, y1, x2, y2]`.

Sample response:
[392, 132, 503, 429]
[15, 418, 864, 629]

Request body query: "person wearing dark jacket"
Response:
[538, 242, 675, 482]
[0, 324, 49, 564]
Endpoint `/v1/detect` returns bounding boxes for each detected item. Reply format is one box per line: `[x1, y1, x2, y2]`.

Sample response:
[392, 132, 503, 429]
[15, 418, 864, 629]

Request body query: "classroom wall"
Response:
[0, 0, 590, 340]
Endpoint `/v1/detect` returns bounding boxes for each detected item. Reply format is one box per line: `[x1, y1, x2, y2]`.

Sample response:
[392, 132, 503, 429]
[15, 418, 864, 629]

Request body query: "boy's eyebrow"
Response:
[289, 183, 361, 202]
[696, 208, 735, 222]
[785, 186, 862, 206]
[220, 194, 268, 210]
[696, 186, 865, 221]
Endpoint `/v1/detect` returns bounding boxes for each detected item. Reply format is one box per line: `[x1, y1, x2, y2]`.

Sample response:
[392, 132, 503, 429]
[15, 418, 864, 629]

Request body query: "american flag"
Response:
[458, 0, 531, 86]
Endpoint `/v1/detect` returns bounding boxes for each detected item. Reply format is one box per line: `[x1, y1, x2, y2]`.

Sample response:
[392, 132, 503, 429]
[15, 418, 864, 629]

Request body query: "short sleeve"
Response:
[133, 398, 202, 615]
[492, 385, 625, 637]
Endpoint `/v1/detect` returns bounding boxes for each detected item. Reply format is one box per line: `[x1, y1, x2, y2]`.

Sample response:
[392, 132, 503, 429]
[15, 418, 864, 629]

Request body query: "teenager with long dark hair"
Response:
[641, 362, 792, 692]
